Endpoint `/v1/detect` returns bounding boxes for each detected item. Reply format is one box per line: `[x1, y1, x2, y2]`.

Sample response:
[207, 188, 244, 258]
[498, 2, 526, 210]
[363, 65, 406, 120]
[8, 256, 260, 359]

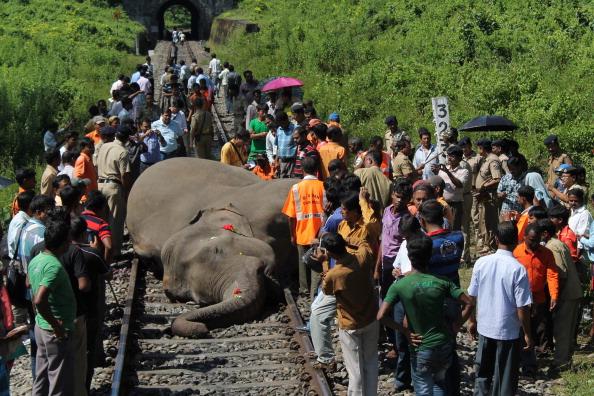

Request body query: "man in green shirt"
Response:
[248, 104, 269, 160]
[28, 216, 76, 396]
[377, 236, 474, 396]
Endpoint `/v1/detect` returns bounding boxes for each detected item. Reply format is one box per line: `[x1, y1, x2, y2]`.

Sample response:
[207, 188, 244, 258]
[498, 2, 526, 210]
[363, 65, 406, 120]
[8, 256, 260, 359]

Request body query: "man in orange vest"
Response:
[282, 156, 327, 298]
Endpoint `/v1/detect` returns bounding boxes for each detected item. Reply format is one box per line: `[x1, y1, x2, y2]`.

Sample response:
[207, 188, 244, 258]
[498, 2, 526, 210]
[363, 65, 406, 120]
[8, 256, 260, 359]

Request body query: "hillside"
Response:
[213, 0, 594, 176]
[0, 0, 143, 170]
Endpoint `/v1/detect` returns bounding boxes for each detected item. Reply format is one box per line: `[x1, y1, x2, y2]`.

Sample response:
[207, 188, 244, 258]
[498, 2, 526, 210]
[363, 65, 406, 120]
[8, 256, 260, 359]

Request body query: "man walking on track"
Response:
[96, 125, 131, 258]
[282, 157, 326, 297]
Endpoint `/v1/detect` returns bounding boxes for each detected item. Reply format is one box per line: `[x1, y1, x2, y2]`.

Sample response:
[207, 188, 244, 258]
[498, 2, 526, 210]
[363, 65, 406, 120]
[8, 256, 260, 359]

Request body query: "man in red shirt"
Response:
[513, 223, 559, 374]
[81, 190, 113, 264]
[548, 205, 579, 263]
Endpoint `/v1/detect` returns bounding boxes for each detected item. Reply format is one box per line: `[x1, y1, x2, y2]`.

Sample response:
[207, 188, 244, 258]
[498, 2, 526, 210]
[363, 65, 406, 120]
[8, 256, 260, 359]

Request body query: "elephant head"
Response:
[161, 206, 278, 337]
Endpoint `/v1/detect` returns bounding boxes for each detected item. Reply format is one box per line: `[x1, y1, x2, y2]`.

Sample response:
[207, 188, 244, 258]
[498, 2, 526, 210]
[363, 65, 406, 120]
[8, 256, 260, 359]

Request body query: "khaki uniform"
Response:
[384, 129, 409, 157]
[190, 110, 214, 159]
[475, 153, 502, 253]
[547, 152, 572, 184]
[391, 152, 414, 179]
[462, 151, 481, 261]
[97, 140, 130, 256]
[499, 153, 510, 175]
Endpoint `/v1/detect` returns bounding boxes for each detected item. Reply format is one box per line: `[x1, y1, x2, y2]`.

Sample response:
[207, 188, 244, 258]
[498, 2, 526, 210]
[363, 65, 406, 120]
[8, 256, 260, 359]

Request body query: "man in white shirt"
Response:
[433, 145, 470, 230]
[152, 109, 182, 160]
[58, 151, 76, 179]
[413, 128, 438, 180]
[208, 53, 222, 94]
[468, 222, 533, 396]
[567, 188, 593, 248]
[137, 69, 152, 95]
[218, 62, 230, 100]
[58, 131, 79, 172]
[7, 191, 34, 259]
[110, 74, 125, 96]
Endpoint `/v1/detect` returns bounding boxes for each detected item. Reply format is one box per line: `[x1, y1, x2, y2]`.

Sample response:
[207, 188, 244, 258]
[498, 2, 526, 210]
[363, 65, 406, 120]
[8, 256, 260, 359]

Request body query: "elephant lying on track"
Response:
[126, 158, 296, 337]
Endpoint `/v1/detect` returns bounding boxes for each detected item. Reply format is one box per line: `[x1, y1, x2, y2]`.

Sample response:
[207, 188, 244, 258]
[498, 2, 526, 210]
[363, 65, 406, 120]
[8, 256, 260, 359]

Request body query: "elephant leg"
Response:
[171, 266, 266, 338]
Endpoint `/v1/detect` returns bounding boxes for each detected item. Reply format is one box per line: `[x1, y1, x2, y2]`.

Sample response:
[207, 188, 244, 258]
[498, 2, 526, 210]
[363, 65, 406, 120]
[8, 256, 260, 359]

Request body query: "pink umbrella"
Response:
[262, 77, 304, 92]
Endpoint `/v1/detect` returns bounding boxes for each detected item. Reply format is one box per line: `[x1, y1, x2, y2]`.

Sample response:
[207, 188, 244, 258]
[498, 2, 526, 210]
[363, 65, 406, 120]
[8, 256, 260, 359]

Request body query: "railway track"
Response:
[110, 41, 332, 395]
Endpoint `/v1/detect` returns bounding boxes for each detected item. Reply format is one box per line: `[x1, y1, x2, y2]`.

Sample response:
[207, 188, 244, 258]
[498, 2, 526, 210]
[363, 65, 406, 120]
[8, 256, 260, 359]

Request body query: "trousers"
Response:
[195, 134, 213, 159]
[72, 316, 88, 396]
[98, 182, 126, 256]
[393, 301, 411, 388]
[473, 335, 520, 396]
[309, 290, 337, 363]
[297, 245, 311, 295]
[446, 200, 464, 231]
[410, 342, 453, 396]
[477, 198, 498, 252]
[339, 320, 379, 396]
[461, 192, 473, 263]
[32, 325, 74, 396]
[553, 298, 580, 366]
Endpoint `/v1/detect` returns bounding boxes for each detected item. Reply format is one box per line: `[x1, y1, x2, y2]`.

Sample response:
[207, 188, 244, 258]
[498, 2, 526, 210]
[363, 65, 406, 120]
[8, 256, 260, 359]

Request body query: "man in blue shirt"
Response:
[274, 112, 296, 178]
[151, 109, 182, 160]
[137, 118, 162, 173]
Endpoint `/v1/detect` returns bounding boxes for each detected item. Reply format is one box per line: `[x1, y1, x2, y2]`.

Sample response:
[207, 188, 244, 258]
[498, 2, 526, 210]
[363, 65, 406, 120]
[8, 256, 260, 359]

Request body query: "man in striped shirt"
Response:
[81, 191, 113, 264]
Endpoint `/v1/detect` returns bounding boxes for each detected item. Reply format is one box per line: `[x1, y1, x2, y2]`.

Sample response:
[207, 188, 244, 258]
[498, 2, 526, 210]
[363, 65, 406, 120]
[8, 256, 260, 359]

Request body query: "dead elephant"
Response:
[127, 158, 296, 337]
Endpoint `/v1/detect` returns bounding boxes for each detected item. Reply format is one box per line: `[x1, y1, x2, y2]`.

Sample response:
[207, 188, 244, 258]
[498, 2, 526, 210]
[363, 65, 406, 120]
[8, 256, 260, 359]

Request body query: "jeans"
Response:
[309, 290, 337, 364]
[380, 256, 396, 346]
[410, 343, 453, 396]
[393, 301, 411, 388]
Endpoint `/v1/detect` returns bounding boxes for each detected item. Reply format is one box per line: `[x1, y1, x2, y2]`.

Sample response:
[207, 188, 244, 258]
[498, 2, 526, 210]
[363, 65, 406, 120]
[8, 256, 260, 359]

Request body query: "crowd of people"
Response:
[0, 45, 591, 396]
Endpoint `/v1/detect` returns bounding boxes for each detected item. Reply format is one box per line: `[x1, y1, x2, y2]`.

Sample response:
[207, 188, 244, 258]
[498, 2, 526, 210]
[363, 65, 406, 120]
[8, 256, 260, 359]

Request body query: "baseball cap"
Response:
[328, 112, 340, 122]
[555, 164, 572, 173]
[543, 134, 558, 145]
[93, 116, 107, 125]
[385, 115, 397, 126]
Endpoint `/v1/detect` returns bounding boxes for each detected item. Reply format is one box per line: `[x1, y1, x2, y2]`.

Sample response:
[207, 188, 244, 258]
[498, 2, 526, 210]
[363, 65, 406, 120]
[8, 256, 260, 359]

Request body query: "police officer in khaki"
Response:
[459, 137, 481, 263]
[96, 125, 131, 257]
[473, 138, 502, 255]
[391, 139, 416, 181]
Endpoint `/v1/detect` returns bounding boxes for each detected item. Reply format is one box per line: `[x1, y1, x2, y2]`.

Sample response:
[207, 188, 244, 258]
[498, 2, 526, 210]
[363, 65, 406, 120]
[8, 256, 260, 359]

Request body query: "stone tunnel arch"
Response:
[157, 0, 200, 40]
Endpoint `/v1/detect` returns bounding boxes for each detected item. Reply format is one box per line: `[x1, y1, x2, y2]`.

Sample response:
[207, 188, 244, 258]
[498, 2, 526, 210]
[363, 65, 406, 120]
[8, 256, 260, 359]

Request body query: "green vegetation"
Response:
[0, 0, 143, 171]
[0, 0, 143, 219]
[164, 5, 193, 32]
[213, 0, 594, 185]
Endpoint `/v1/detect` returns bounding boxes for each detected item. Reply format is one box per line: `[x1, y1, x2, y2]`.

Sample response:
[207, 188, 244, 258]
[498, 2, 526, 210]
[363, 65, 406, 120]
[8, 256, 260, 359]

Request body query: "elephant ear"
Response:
[188, 205, 255, 238]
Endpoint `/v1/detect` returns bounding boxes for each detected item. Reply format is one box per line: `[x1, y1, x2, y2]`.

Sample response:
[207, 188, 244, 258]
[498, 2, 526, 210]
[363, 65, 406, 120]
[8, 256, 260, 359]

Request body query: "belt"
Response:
[98, 178, 122, 185]
[279, 157, 295, 162]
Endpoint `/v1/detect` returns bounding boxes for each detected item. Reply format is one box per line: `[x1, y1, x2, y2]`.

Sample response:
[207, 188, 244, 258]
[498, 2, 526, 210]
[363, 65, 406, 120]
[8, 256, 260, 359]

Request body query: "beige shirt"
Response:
[96, 140, 130, 181]
[475, 153, 502, 190]
[547, 152, 572, 184]
[392, 152, 414, 179]
[384, 129, 409, 157]
[459, 160, 473, 193]
[354, 166, 391, 209]
[322, 243, 378, 330]
[190, 109, 214, 141]
[545, 238, 582, 301]
[463, 151, 481, 188]
[499, 153, 510, 175]
[40, 165, 58, 198]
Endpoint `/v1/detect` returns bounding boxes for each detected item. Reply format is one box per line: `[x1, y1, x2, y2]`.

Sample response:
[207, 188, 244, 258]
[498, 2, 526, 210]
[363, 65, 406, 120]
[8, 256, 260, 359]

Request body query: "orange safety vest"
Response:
[282, 178, 326, 245]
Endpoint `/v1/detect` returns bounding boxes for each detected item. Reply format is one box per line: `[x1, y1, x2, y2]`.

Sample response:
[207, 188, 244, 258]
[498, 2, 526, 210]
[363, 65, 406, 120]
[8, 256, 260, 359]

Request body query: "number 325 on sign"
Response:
[431, 97, 450, 135]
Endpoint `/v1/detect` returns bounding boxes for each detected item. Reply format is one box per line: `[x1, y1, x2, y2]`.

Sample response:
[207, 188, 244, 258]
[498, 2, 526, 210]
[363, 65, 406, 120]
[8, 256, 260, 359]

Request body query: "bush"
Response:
[214, 0, 594, 184]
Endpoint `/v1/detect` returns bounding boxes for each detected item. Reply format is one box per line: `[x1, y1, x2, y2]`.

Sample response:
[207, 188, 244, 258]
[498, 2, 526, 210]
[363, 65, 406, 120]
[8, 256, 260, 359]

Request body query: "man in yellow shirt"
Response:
[282, 156, 326, 296]
[220, 131, 250, 167]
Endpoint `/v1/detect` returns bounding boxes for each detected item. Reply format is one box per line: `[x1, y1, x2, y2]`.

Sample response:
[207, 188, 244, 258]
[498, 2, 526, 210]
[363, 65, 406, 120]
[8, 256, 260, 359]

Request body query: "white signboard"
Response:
[431, 96, 450, 164]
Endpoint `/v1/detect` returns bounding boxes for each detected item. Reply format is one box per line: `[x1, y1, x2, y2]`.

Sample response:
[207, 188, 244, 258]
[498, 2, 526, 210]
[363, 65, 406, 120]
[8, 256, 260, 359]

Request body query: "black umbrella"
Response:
[0, 176, 13, 190]
[458, 115, 518, 132]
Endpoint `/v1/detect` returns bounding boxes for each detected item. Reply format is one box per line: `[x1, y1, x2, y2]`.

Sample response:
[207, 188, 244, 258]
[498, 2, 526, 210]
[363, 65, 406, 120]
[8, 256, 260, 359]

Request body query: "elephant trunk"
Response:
[171, 266, 266, 338]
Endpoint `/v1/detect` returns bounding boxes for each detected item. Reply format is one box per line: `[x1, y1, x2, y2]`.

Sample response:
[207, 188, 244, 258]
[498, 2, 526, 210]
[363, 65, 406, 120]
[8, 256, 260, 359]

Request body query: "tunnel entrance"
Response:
[157, 0, 200, 40]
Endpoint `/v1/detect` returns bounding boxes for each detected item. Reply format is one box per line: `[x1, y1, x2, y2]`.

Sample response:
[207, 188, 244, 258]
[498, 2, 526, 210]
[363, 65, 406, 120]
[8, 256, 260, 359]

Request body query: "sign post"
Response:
[431, 96, 451, 164]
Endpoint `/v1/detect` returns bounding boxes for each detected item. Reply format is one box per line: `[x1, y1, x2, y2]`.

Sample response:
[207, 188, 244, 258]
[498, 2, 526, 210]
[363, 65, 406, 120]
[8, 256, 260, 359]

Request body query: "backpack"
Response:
[228, 72, 242, 95]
